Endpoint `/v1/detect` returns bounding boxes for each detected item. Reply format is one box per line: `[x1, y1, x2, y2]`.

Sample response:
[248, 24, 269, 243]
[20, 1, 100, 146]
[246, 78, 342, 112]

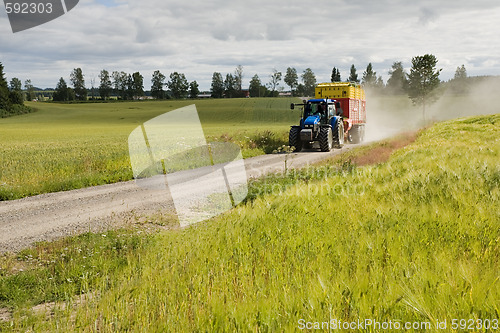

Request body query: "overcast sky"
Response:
[1, 0, 500, 90]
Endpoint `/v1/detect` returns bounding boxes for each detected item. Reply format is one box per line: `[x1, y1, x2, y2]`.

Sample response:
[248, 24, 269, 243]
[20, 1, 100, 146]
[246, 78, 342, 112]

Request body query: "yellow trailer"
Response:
[315, 82, 365, 100]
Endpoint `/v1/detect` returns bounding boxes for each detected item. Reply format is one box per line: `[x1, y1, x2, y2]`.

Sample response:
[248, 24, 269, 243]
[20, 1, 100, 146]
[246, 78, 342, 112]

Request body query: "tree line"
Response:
[0, 62, 32, 117]
[52, 69, 147, 101]
[48, 65, 319, 100]
[48, 68, 202, 101]
[2, 55, 474, 107]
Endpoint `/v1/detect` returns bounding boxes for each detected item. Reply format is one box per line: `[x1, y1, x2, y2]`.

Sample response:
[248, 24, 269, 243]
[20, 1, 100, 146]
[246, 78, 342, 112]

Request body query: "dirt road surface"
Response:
[0, 145, 360, 253]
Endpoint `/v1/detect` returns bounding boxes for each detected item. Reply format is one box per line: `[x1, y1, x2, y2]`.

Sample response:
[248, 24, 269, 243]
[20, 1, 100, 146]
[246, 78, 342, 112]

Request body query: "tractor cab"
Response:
[291, 99, 339, 124]
[303, 99, 335, 123]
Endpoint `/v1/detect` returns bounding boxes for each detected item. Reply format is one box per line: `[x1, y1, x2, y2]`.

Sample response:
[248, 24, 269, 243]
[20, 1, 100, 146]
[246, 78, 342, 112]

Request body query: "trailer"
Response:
[315, 82, 366, 144]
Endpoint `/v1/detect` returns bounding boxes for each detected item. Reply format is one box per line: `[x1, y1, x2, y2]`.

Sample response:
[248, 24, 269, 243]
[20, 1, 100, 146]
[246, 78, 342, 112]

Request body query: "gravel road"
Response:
[0, 145, 360, 253]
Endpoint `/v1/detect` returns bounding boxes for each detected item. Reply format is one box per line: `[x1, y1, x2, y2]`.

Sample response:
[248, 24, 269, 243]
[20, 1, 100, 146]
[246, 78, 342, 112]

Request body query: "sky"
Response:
[1, 0, 500, 91]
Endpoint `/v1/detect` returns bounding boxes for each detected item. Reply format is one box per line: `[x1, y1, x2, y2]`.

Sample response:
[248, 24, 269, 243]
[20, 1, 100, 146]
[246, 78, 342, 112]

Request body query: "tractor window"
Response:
[304, 104, 317, 116]
[328, 106, 334, 117]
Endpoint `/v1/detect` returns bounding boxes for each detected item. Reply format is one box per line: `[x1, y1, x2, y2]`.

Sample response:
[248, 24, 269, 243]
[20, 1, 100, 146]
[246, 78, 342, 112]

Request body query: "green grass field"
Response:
[1, 113, 498, 331]
[0, 98, 300, 200]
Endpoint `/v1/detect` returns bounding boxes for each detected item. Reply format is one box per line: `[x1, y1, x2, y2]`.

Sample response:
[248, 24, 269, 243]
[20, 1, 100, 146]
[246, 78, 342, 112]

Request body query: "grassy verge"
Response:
[0, 228, 156, 326]
[243, 131, 420, 203]
[1, 114, 498, 331]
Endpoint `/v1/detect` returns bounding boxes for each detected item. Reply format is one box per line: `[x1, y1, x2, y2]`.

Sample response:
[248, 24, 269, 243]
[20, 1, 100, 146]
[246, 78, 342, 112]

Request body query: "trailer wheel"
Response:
[349, 125, 362, 144]
[289, 127, 302, 152]
[319, 127, 333, 152]
[333, 120, 344, 148]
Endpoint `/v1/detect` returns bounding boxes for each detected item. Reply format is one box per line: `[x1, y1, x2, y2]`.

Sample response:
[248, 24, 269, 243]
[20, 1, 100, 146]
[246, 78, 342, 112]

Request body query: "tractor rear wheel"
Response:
[333, 120, 344, 148]
[289, 127, 302, 152]
[319, 127, 333, 152]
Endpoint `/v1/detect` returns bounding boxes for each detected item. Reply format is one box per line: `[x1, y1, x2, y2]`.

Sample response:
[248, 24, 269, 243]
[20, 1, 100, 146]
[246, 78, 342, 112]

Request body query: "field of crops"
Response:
[0, 98, 300, 200]
[1, 113, 498, 331]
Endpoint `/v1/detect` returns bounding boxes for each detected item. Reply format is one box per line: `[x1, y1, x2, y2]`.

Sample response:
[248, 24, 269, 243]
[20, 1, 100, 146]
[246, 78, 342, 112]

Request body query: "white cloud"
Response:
[0, 0, 499, 90]
[418, 7, 439, 26]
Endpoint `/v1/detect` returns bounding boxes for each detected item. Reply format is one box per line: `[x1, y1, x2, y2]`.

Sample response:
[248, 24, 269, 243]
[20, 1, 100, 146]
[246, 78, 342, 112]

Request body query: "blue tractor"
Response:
[289, 99, 345, 152]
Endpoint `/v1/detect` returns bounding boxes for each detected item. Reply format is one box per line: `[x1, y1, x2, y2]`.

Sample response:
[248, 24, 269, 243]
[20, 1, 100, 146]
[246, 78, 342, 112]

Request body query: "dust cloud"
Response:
[364, 91, 420, 142]
[363, 77, 500, 142]
[427, 76, 500, 121]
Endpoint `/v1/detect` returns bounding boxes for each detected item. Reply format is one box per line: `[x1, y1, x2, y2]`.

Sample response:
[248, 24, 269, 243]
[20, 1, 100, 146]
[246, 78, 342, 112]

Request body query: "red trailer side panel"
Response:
[337, 98, 366, 124]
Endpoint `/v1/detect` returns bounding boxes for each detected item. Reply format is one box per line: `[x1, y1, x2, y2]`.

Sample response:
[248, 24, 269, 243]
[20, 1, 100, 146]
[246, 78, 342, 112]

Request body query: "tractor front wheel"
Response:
[289, 127, 302, 152]
[319, 127, 333, 152]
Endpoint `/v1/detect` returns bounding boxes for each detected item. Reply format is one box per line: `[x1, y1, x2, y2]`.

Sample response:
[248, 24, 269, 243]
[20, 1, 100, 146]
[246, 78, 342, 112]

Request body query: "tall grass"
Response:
[3, 114, 498, 331]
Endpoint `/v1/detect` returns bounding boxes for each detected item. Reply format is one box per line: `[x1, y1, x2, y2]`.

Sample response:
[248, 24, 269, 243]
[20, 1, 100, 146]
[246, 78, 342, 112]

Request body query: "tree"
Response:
[98, 70, 112, 100]
[53, 77, 74, 101]
[349, 65, 359, 83]
[167, 72, 188, 99]
[249, 74, 262, 97]
[295, 83, 306, 97]
[151, 70, 166, 99]
[224, 73, 236, 98]
[451, 64, 468, 94]
[9, 77, 24, 105]
[112, 71, 120, 97]
[0, 62, 11, 111]
[9, 77, 22, 91]
[376, 76, 384, 89]
[407, 54, 442, 123]
[301, 68, 316, 97]
[260, 85, 270, 97]
[454, 64, 467, 80]
[52, 78, 66, 101]
[386, 61, 407, 94]
[112, 71, 128, 100]
[211, 72, 224, 98]
[24, 79, 35, 101]
[234, 65, 244, 92]
[189, 81, 200, 99]
[125, 74, 135, 100]
[90, 74, 96, 100]
[89, 74, 96, 100]
[284, 67, 298, 93]
[362, 63, 377, 87]
[362, 63, 384, 91]
[70, 68, 87, 100]
[268, 69, 282, 95]
[331, 67, 341, 82]
[132, 72, 144, 98]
